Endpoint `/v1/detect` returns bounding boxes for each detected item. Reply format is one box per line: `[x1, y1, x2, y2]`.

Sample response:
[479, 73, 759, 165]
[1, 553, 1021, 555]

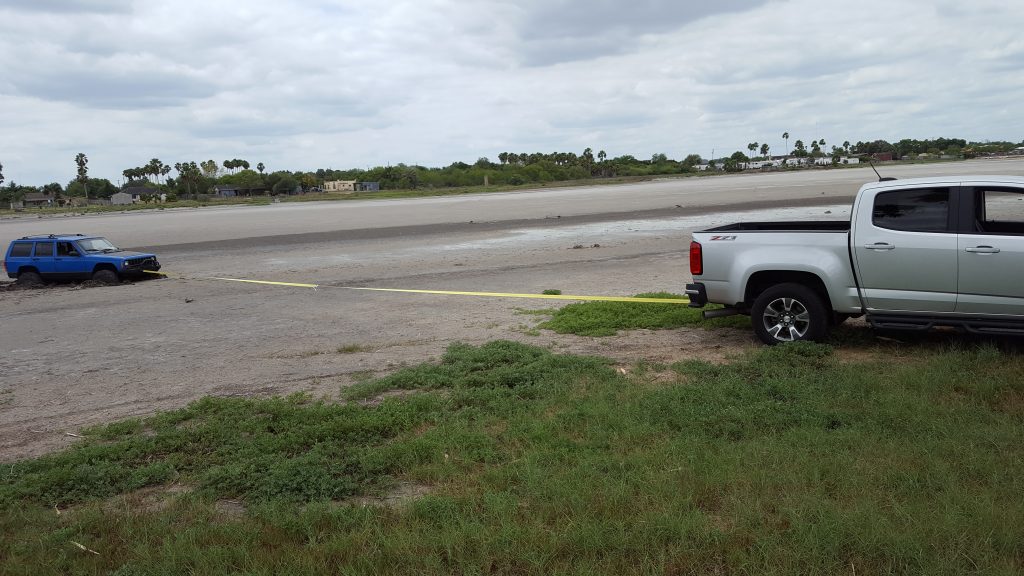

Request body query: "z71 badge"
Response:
[709, 235, 737, 241]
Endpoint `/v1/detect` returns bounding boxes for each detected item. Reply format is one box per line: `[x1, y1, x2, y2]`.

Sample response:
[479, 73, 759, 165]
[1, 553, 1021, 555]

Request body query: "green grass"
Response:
[539, 292, 749, 336]
[2, 341, 1023, 574]
[541, 289, 562, 295]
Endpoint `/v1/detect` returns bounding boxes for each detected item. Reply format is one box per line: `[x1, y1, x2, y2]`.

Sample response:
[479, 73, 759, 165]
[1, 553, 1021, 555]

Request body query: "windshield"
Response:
[76, 237, 119, 253]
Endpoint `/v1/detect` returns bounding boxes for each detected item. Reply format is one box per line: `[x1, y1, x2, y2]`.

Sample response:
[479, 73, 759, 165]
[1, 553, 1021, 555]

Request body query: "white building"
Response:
[324, 180, 357, 193]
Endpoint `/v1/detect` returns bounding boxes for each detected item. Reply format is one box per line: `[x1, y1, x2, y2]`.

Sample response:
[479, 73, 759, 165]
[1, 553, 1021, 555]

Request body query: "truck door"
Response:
[956, 186, 1024, 315]
[851, 186, 958, 312]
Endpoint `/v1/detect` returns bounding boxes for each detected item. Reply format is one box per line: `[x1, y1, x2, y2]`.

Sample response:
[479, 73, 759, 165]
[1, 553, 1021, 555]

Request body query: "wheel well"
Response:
[17, 266, 40, 275]
[745, 271, 832, 310]
[93, 263, 117, 273]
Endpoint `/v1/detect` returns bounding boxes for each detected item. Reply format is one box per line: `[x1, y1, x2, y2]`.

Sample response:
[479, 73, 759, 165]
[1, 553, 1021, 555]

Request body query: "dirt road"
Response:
[3, 161, 1023, 461]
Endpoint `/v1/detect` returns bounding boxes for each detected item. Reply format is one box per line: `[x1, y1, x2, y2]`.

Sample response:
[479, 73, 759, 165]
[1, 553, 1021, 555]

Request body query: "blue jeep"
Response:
[4, 234, 161, 285]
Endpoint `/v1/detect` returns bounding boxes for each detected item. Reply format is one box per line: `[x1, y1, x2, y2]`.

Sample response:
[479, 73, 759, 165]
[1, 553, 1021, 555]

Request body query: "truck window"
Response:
[975, 189, 1024, 234]
[872, 188, 950, 233]
[34, 242, 55, 257]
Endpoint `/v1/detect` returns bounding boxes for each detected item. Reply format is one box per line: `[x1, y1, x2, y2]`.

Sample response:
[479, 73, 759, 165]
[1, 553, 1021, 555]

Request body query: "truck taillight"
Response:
[689, 241, 703, 276]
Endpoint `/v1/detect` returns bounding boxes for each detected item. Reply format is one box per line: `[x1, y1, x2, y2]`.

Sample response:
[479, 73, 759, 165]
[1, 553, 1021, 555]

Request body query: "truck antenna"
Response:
[868, 159, 897, 181]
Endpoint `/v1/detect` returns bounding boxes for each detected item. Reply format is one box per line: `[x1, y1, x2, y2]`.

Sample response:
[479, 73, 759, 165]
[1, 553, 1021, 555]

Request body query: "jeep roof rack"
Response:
[19, 233, 86, 239]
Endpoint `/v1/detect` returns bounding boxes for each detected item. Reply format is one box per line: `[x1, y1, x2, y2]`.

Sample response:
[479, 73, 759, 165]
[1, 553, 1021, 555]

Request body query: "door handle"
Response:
[863, 243, 895, 250]
[965, 246, 1000, 254]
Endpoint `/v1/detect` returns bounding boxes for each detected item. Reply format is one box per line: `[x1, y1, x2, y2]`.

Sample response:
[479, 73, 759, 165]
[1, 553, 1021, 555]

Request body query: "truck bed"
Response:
[705, 220, 850, 232]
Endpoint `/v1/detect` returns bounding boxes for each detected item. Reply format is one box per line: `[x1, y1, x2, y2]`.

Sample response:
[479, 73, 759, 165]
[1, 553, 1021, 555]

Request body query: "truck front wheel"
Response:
[751, 283, 829, 345]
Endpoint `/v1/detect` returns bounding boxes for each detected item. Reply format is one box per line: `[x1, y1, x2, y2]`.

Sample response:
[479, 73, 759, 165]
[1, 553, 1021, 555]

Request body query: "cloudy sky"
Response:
[1, 0, 1023, 185]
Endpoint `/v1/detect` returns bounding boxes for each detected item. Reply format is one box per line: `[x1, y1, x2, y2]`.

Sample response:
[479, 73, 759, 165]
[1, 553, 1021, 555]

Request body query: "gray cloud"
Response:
[0, 0, 1023, 186]
[516, 0, 771, 65]
[0, 0, 130, 13]
[13, 69, 218, 109]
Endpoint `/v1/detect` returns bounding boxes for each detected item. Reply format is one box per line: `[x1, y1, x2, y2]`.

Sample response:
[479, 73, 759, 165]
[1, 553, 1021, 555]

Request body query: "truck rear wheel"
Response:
[751, 283, 829, 345]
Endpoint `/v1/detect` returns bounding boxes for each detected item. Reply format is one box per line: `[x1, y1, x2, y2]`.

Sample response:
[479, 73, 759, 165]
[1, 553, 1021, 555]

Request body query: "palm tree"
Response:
[760, 143, 770, 158]
[597, 150, 607, 163]
[257, 162, 265, 174]
[75, 153, 89, 199]
[842, 141, 851, 155]
[747, 142, 757, 158]
[782, 132, 790, 155]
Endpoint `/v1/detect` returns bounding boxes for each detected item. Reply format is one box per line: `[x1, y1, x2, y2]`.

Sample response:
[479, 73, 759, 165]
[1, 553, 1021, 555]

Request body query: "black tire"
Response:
[751, 283, 829, 345]
[16, 270, 43, 286]
[92, 268, 120, 285]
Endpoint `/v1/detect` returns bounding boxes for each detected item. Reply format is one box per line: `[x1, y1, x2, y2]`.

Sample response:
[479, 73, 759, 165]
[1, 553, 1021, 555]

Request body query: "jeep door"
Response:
[851, 186, 959, 312]
[31, 241, 57, 276]
[55, 241, 92, 279]
[955, 186, 1024, 315]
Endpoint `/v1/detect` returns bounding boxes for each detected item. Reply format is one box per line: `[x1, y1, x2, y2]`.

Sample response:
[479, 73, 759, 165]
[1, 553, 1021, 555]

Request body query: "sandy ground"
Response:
[3, 160, 1024, 462]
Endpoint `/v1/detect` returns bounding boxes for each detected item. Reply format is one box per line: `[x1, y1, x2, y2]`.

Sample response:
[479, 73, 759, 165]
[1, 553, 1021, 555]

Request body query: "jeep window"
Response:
[57, 242, 81, 256]
[872, 187, 951, 233]
[77, 237, 119, 253]
[34, 242, 54, 257]
[9, 242, 32, 257]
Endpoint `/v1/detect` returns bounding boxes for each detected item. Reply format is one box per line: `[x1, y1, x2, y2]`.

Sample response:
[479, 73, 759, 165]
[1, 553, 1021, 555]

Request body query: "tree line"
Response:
[1, 136, 1022, 206]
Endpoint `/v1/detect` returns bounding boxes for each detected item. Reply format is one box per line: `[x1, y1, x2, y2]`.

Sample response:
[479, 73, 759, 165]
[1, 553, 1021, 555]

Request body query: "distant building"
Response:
[813, 156, 860, 166]
[114, 186, 165, 204]
[213, 185, 238, 197]
[356, 181, 380, 192]
[23, 192, 54, 208]
[324, 180, 357, 193]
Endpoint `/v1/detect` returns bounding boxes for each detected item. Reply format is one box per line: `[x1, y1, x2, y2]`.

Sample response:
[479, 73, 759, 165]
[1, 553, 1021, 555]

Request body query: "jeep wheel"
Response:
[751, 283, 829, 345]
[92, 269, 120, 285]
[16, 270, 43, 286]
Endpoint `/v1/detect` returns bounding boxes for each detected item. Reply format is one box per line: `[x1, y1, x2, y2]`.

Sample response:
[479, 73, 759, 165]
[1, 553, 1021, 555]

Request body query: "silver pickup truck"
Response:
[686, 175, 1024, 344]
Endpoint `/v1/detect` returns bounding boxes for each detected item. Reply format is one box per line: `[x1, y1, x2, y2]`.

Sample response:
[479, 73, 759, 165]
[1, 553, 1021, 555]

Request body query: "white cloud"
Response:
[0, 0, 1022, 184]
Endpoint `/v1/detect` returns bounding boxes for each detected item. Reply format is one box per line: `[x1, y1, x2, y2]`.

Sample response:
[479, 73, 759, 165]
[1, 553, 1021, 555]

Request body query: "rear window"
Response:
[872, 188, 951, 233]
[9, 242, 32, 257]
[34, 242, 54, 257]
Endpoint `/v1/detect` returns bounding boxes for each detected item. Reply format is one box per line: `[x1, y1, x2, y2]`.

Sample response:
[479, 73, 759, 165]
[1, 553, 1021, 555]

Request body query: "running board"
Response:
[867, 313, 1024, 334]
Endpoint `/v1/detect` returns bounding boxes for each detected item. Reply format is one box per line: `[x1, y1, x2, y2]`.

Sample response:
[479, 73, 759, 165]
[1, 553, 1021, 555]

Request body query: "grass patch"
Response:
[539, 292, 749, 336]
[541, 289, 562, 295]
[0, 197, 270, 217]
[2, 341, 1023, 574]
[337, 343, 373, 354]
[513, 307, 558, 316]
